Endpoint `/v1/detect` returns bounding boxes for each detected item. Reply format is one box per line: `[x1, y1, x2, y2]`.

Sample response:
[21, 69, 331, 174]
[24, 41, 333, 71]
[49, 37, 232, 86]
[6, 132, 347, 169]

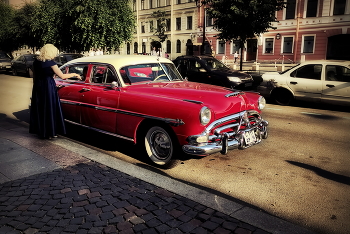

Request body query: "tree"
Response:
[151, 10, 168, 43]
[31, 0, 136, 52]
[203, 0, 286, 70]
[0, 2, 17, 56]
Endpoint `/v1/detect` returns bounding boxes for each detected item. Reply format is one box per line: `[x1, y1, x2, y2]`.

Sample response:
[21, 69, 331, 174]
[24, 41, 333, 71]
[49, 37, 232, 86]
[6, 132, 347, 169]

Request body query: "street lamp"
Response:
[195, 0, 206, 55]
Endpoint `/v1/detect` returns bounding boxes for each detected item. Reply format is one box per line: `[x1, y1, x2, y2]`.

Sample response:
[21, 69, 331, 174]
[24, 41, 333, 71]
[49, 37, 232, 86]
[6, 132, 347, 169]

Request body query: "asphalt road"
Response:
[1, 73, 349, 234]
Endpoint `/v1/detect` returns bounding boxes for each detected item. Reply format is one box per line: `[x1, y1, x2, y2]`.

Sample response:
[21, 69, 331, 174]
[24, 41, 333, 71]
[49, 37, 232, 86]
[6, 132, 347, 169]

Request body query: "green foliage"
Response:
[0, 0, 136, 54]
[204, 0, 286, 42]
[151, 10, 168, 43]
[0, 2, 17, 54]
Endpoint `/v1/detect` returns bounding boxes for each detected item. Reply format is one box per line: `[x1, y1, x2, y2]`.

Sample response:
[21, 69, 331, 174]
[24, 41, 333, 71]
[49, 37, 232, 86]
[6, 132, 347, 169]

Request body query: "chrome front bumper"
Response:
[182, 110, 268, 156]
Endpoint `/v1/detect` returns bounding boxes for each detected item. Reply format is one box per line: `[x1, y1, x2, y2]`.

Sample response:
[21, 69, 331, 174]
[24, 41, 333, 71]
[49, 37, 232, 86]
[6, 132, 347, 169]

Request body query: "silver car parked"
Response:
[257, 60, 350, 106]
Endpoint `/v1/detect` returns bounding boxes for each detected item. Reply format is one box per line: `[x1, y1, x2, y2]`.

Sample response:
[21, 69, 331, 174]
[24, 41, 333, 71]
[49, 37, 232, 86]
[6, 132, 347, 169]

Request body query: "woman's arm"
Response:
[51, 65, 81, 80]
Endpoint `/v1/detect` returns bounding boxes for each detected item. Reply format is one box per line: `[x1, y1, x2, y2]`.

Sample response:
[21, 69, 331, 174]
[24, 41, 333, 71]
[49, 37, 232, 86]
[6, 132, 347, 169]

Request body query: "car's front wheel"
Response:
[144, 126, 176, 167]
[272, 88, 293, 105]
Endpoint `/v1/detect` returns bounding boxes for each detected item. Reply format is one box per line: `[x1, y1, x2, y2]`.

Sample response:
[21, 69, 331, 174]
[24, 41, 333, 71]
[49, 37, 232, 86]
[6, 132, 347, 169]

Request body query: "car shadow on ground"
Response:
[286, 160, 350, 185]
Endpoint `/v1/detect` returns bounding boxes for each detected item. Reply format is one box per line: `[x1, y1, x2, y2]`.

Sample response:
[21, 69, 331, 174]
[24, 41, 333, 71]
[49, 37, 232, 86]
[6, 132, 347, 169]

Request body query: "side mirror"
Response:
[111, 81, 118, 89]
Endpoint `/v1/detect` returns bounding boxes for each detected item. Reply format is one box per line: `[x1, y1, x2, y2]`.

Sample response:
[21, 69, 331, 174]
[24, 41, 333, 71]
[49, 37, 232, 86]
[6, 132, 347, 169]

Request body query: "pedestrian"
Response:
[234, 51, 239, 63]
[151, 47, 159, 56]
[29, 44, 81, 139]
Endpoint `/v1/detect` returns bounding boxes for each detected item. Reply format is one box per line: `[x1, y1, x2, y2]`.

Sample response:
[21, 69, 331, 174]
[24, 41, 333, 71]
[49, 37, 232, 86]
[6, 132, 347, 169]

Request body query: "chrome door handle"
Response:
[290, 81, 298, 85]
[81, 88, 91, 92]
[326, 84, 335, 88]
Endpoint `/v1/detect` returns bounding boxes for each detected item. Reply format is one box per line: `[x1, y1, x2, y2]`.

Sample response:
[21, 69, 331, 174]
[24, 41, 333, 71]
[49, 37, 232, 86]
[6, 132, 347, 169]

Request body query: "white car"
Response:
[257, 60, 350, 106]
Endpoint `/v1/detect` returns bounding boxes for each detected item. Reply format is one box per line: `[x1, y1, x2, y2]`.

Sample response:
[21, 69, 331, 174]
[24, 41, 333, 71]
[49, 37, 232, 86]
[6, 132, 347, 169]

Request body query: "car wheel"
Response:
[273, 89, 293, 105]
[28, 68, 34, 78]
[144, 126, 176, 167]
[12, 69, 17, 76]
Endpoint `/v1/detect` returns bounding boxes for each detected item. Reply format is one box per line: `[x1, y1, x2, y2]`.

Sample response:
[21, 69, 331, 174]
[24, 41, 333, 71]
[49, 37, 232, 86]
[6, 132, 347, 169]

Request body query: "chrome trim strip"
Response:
[225, 92, 245, 98]
[64, 119, 134, 142]
[214, 123, 239, 134]
[61, 100, 185, 126]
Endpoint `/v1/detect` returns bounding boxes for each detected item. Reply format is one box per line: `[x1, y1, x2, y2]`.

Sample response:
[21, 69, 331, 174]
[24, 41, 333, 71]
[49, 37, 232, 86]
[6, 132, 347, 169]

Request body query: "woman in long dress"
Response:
[29, 44, 81, 139]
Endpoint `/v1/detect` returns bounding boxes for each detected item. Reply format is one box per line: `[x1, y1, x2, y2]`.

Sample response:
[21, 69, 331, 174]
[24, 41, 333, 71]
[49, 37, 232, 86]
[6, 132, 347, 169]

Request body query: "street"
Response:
[1, 73, 350, 234]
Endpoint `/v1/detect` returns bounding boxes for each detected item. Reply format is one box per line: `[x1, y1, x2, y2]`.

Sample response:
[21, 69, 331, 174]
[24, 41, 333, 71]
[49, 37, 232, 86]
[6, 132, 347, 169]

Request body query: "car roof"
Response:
[300, 60, 350, 66]
[175, 55, 214, 60]
[64, 55, 173, 67]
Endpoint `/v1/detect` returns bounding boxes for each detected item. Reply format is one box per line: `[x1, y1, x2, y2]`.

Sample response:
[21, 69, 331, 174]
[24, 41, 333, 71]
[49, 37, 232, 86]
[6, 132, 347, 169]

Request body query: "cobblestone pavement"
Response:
[0, 162, 269, 234]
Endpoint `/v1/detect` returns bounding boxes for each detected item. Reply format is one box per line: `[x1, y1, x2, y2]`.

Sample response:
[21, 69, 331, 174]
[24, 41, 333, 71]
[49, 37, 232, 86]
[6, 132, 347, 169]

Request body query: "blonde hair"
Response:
[37, 44, 58, 61]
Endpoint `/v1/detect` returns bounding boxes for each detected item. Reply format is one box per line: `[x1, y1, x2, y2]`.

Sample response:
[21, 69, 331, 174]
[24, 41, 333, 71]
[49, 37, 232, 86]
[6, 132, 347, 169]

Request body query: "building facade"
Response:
[127, 0, 350, 63]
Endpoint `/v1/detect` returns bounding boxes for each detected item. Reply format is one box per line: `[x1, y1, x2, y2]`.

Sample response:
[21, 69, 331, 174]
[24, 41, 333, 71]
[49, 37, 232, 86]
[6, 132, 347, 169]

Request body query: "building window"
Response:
[149, 0, 153, 8]
[264, 38, 274, 54]
[282, 37, 293, 53]
[141, 24, 145, 33]
[176, 40, 181, 53]
[127, 43, 130, 55]
[206, 10, 213, 27]
[141, 0, 145, 10]
[166, 19, 171, 31]
[166, 40, 171, 53]
[302, 35, 315, 53]
[149, 20, 154, 32]
[306, 0, 318, 17]
[285, 0, 296, 19]
[177, 0, 181, 4]
[166, 0, 170, 5]
[133, 0, 136, 11]
[333, 0, 346, 15]
[187, 16, 192, 30]
[156, 0, 160, 7]
[218, 41, 225, 54]
[176, 18, 181, 30]
[134, 42, 138, 54]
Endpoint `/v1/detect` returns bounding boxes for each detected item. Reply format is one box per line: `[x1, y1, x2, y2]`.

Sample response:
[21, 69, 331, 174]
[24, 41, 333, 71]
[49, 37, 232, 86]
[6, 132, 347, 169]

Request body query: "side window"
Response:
[91, 66, 107, 83]
[67, 65, 89, 81]
[326, 65, 350, 82]
[105, 68, 117, 83]
[290, 64, 322, 80]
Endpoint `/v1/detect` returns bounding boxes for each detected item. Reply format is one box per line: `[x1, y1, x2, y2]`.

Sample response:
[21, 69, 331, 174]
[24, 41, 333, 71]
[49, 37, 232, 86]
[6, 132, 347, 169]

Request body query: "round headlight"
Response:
[258, 96, 266, 110]
[200, 106, 211, 125]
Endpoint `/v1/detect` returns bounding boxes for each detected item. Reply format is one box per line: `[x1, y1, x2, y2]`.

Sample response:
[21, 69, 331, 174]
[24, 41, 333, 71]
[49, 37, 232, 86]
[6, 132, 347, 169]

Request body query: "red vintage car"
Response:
[56, 55, 268, 167]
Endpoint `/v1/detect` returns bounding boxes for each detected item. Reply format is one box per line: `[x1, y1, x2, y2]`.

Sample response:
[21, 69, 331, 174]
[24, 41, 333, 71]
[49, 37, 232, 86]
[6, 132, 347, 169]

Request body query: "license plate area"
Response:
[244, 130, 256, 145]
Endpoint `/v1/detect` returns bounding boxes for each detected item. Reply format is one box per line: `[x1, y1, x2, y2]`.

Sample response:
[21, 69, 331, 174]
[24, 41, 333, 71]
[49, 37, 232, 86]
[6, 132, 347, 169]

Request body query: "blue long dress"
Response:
[29, 59, 66, 138]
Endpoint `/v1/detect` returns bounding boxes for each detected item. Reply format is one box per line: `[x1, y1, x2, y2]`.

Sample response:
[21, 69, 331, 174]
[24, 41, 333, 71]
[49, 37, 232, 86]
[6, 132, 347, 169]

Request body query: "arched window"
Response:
[134, 42, 138, 54]
[166, 40, 171, 53]
[176, 40, 181, 53]
[127, 42, 130, 55]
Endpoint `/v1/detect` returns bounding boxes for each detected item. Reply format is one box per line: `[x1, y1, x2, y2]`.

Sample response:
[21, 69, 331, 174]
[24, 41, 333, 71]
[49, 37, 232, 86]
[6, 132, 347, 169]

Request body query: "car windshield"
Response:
[201, 58, 229, 70]
[120, 63, 183, 84]
[25, 55, 38, 61]
[0, 52, 11, 59]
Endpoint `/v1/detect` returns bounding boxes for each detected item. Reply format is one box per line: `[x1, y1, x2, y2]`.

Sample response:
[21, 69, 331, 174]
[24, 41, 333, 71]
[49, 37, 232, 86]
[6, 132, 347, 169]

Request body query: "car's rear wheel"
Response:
[273, 89, 293, 105]
[144, 126, 177, 168]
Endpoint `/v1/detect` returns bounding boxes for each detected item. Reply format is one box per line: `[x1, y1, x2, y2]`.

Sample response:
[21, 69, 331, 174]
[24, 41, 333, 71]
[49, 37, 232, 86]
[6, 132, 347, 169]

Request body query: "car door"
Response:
[322, 65, 350, 105]
[16, 56, 27, 74]
[57, 64, 90, 123]
[80, 65, 120, 133]
[287, 64, 323, 101]
[186, 59, 211, 84]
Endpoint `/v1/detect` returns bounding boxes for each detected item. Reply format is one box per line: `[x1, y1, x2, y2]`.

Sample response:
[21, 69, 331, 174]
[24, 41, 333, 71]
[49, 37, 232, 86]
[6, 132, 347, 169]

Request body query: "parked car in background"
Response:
[11, 54, 38, 78]
[173, 55, 254, 89]
[258, 60, 350, 106]
[0, 51, 12, 73]
[54, 53, 84, 67]
[55, 55, 268, 167]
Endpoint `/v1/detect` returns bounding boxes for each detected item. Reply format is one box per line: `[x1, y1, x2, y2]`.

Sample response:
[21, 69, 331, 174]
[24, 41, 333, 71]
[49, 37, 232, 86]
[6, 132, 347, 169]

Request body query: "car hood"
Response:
[212, 68, 252, 79]
[123, 81, 255, 117]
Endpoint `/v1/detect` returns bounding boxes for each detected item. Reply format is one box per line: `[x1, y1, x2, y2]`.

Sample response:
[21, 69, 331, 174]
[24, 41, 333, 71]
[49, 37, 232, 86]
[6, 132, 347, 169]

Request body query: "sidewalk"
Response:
[0, 116, 315, 234]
